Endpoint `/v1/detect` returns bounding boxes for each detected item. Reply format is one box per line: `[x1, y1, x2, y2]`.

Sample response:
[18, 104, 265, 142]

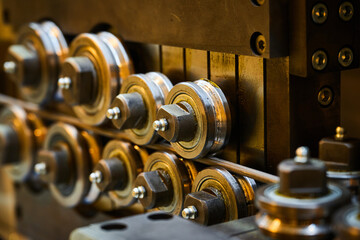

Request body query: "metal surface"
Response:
[3, 0, 288, 58]
[333, 204, 360, 240]
[4, 21, 68, 104]
[62, 32, 133, 126]
[109, 72, 172, 145]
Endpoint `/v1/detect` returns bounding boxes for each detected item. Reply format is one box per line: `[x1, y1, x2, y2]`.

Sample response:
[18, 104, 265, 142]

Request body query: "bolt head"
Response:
[312, 50, 328, 71]
[312, 3, 328, 24]
[338, 48, 353, 68]
[318, 87, 333, 107]
[339, 2, 354, 22]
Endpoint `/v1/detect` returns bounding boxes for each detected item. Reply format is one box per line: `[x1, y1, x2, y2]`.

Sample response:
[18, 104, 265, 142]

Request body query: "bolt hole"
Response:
[147, 213, 173, 221]
[101, 223, 127, 231]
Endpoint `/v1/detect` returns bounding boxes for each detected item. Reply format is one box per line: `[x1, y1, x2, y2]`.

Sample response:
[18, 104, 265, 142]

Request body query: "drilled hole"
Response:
[101, 223, 127, 231]
[147, 213, 173, 220]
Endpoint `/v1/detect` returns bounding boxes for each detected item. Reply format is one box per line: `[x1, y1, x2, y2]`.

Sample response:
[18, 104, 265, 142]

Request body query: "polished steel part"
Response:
[133, 151, 193, 215]
[0, 105, 45, 182]
[39, 122, 100, 207]
[109, 72, 173, 145]
[60, 32, 133, 125]
[256, 147, 351, 240]
[4, 21, 68, 104]
[182, 167, 256, 225]
[99, 140, 145, 208]
[156, 80, 231, 159]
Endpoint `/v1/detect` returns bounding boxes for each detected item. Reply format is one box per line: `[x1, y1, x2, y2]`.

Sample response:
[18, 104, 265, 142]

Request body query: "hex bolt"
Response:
[89, 170, 103, 183]
[339, 2, 354, 21]
[106, 107, 121, 120]
[58, 77, 72, 89]
[335, 126, 346, 141]
[34, 162, 47, 175]
[294, 146, 310, 164]
[312, 50, 328, 71]
[338, 47, 353, 67]
[132, 186, 146, 199]
[153, 118, 168, 132]
[3, 61, 16, 74]
[312, 3, 328, 24]
[317, 87, 333, 107]
[182, 205, 198, 220]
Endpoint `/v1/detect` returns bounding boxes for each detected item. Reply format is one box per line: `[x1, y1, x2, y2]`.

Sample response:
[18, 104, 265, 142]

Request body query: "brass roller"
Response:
[58, 32, 133, 125]
[181, 167, 257, 225]
[89, 140, 146, 208]
[107, 72, 173, 145]
[132, 151, 198, 215]
[0, 105, 46, 182]
[154, 79, 231, 159]
[4, 21, 68, 104]
[34, 122, 101, 207]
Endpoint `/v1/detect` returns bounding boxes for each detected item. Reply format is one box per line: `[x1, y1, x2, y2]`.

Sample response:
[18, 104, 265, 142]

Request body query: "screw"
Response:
[317, 87, 333, 107]
[58, 77, 71, 89]
[153, 118, 168, 131]
[106, 107, 121, 120]
[89, 170, 103, 183]
[34, 162, 47, 175]
[294, 146, 310, 164]
[3, 61, 16, 74]
[312, 3, 328, 24]
[339, 2, 354, 21]
[335, 126, 346, 141]
[255, 34, 266, 55]
[338, 47, 353, 67]
[312, 50, 328, 71]
[132, 186, 146, 199]
[182, 206, 198, 220]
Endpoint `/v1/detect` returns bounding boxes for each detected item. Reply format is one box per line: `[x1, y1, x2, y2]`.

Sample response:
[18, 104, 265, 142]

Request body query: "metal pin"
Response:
[182, 206, 198, 220]
[106, 107, 121, 120]
[34, 162, 47, 175]
[132, 186, 146, 199]
[58, 77, 72, 89]
[89, 170, 103, 183]
[335, 126, 345, 141]
[294, 146, 310, 164]
[153, 118, 168, 131]
[3, 61, 16, 74]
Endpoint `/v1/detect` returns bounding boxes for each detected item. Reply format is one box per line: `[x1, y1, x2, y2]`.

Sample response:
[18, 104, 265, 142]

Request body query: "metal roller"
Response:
[34, 122, 101, 207]
[107, 72, 173, 145]
[89, 140, 146, 208]
[0, 105, 46, 182]
[256, 147, 351, 240]
[58, 32, 133, 125]
[154, 79, 231, 159]
[181, 167, 256, 225]
[4, 21, 68, 104]
[132, 151, 197, 215]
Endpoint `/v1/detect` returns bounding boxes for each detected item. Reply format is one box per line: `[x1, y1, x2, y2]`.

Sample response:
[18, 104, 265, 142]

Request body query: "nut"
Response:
[60, 56, 97, 105]
[91, 158, 127, 192]
[108, 92, 147, 130]
[278, 147, 327, 196]
[133, 170, 173, 209]
[183, 188, 226, 225]
[155, 101, 197, 142]
[6, 44, 40, 86]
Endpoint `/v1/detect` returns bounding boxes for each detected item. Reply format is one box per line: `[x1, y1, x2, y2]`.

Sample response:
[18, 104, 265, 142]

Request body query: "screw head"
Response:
[58, 77, 71, 89]
[294, 146, 310, 164]
[312, 3, 328, 24]
[339, 2, 354, 22]
[312, 50, 328, 71]
[338, 47, 353, 67]
[335, 126, 346, 141]
[106, 107, 120, 120]
[317, 87, 333, 107]
[182, 205, 198, 220]
[89, 170, 103, 183]
[3, 61, 16, 74]
[153, 118, 168, 132]
[34, 162, 47, 175]
[132, 186, 146, 199]
[255, 35, 266, 55]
